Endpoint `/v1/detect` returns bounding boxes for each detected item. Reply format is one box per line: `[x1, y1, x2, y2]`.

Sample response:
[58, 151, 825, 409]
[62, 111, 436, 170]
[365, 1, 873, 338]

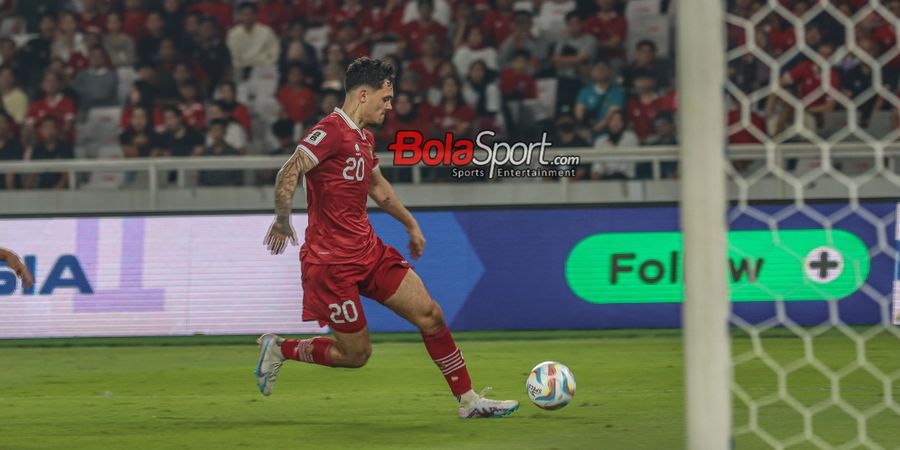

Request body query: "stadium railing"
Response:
[1, 143, 898, 192]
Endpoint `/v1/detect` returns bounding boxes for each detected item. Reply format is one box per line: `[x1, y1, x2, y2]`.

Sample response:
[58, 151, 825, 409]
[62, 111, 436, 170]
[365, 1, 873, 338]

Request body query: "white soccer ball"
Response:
[525, 361, 576, 410]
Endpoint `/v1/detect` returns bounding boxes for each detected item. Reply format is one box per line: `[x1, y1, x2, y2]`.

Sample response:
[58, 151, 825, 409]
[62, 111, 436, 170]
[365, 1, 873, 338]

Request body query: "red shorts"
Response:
[300, 238, 411, 333]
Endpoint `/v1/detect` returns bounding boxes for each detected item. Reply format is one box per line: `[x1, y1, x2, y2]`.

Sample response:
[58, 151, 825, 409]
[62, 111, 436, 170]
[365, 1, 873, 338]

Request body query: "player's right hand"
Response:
[264, 219, 298, 255]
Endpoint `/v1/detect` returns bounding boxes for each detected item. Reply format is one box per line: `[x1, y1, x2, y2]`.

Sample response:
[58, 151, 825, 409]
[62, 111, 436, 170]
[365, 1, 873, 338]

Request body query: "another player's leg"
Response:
[383, 270, 519, 418]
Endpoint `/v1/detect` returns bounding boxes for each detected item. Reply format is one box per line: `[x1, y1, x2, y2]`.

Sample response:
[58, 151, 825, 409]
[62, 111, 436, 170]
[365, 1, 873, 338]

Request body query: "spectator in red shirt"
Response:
[257, 0, 289, 33]
[215, 81, 252, 136]
[428, 75, 475, 139]
[277, 64, 317, 125]
[760, 13, 796, 57]
[766, 42, 839, 134]
[77, 0, 107, 34]
[401, 0, 448, 58]
[120, 80, 165, 131]
[23, 72, 76, 145]
[584, 0, 627, 62]
[330, 0, 371, 34]
[626, 71, 670, 144]
[122, 0, 148, 40]
[286, 0, 337, 27]
[188, 0, 233, 32]
[177, 81, 206, 131]
[499, 49, 537, 99]
[480, 0, 515, 47]
[406, 33, 445, 91]
[728, 104, 767, 145]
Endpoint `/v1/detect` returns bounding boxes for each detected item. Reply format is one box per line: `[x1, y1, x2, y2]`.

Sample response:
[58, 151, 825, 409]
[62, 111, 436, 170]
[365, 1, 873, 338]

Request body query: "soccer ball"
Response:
[525, 361, 576, 410]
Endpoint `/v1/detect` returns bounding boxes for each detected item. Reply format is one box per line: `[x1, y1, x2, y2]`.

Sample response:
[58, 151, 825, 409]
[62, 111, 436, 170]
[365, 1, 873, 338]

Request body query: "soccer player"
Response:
[0, 248, 34, 289]
[255, 57, 519, 418]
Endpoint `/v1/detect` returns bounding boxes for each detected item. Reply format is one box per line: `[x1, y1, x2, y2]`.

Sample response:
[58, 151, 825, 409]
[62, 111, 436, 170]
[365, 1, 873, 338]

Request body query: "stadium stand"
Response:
[0, 0, 894, 189]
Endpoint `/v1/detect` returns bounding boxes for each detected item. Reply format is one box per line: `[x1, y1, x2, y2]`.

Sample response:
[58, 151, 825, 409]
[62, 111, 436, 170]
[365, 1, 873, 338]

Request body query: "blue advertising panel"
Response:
[367, 202, 897, 332]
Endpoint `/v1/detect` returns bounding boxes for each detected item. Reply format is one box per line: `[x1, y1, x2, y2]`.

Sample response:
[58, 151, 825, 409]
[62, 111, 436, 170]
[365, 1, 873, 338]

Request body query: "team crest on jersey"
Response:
[304, 129, 327, 146]
[354, 144, 361, 155]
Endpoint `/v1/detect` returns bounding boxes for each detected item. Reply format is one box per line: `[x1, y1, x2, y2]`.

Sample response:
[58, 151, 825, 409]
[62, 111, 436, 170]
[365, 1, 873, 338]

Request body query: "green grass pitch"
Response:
[0, 330, 897, 449]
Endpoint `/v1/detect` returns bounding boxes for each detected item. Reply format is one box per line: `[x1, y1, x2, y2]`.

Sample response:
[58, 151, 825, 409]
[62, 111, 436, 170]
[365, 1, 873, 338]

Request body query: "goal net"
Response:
[722, 1, 900, 448]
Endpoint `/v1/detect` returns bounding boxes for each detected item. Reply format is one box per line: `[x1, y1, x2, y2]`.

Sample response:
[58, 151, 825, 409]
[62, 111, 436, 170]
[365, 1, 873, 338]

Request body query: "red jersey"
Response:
[787, 60, 839, 106]
[406, 58, 443, 89]
[499, 69, 537, 99]
[480, 10, 513, 46]
[584, 13, 627, 58]
[296, 107, 380, 264]
[401, 21, 448, 57]
[277, 85, 317, 124]
[627, 95, 667, 143]
[25, 94, 75, 128]
[26, 94, 77, 142]
[728, 108, 766, 144]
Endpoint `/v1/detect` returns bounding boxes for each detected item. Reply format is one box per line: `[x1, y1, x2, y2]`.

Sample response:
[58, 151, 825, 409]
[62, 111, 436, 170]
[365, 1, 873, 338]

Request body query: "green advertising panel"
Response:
[565, 230, 870, 304]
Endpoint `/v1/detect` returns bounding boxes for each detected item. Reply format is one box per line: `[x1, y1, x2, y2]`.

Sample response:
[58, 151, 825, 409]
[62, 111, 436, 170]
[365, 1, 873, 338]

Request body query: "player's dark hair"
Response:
[417, 0, 434, 8]
[344, 57, 395, 93]
[565, 11, 581, 22]
[238, 1, 258, 12]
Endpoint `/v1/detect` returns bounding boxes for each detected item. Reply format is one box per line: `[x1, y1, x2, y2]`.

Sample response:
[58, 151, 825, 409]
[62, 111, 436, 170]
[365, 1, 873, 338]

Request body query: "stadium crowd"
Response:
[0, 0, 894, 187]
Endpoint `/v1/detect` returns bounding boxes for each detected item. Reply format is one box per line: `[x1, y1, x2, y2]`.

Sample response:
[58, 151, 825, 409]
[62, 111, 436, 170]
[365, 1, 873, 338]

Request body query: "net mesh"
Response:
[724, 0, 900, 448]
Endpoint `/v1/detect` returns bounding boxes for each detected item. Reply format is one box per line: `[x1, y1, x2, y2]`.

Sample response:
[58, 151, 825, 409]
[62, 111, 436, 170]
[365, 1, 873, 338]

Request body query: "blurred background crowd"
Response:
[0, 0, 894, 187]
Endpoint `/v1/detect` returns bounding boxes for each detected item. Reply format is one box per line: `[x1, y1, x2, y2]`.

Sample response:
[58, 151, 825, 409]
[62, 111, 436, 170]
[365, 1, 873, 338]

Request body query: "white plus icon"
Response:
[804, 246, 844, 284]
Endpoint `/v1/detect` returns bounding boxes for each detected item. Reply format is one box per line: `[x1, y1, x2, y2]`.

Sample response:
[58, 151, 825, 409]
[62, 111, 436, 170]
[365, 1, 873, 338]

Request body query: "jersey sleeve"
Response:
[296, 120, 339, 167]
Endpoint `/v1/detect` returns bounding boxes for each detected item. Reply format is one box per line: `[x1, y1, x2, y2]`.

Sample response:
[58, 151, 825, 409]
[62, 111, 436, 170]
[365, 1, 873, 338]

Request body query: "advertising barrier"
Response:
[0, 202, 895, 337]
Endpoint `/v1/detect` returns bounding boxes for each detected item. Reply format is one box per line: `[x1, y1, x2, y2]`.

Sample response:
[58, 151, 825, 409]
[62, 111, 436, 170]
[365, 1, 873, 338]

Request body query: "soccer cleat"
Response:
[255, 333, 285, 396]
[458, 388, 520, 418]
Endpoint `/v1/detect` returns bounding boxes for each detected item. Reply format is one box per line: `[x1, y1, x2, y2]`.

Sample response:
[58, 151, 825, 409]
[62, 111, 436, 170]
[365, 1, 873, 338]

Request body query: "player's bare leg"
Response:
[384, 270, 519, 418]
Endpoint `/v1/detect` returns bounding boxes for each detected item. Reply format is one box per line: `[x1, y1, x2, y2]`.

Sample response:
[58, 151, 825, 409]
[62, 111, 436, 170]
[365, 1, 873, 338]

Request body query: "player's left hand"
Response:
[407, 226, 426, 260]
[264, 219, 298, 255]
[6, 254, 34, 289]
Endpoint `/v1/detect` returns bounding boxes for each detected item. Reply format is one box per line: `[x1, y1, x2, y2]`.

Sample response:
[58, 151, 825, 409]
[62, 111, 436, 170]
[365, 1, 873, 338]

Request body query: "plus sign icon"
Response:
[804, 246, 844, 284]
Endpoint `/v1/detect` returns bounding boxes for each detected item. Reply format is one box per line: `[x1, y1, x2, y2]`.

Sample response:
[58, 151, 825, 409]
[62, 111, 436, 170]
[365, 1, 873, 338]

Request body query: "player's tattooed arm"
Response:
[265, 149, 316, 255]
[368, 167, 426, 259]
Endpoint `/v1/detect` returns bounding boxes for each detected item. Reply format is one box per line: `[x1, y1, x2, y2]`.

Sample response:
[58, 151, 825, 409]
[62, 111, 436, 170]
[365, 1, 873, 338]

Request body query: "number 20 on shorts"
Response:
[329, 300, 359, 324]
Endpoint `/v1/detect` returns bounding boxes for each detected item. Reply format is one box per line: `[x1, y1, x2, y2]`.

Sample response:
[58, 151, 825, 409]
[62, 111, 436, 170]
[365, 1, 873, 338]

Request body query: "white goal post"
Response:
[678, 1, 732, 449]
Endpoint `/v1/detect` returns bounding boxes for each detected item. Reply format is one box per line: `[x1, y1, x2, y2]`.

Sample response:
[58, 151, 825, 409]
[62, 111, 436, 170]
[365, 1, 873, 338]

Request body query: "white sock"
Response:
[457, 389, 478, 405]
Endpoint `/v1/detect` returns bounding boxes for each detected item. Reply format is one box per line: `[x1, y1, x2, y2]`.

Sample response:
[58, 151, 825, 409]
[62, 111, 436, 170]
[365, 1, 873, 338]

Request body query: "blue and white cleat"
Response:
[255, 333, 285, 396]
[458, 388, 520, 418]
